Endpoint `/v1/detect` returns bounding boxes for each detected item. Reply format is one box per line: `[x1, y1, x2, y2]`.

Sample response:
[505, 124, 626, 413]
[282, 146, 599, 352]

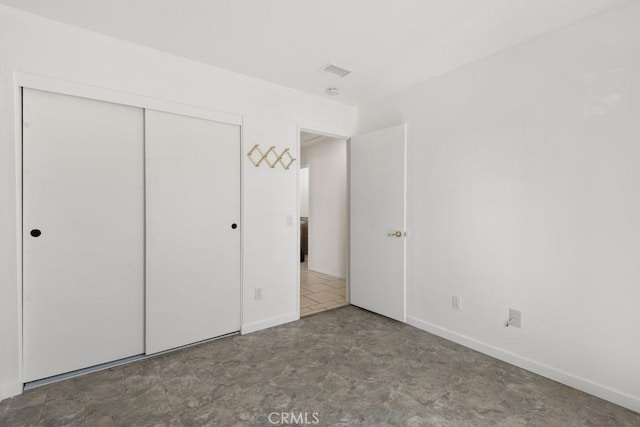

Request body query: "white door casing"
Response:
[145, 110, 241, 354]
[22, 88, 145, 382]
[349, 124, 407, 322]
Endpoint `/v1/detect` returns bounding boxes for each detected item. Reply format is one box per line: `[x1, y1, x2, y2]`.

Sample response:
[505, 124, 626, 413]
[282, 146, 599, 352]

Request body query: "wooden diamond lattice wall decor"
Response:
[276, 148, 295, 170]
[247, 144, 296, 170]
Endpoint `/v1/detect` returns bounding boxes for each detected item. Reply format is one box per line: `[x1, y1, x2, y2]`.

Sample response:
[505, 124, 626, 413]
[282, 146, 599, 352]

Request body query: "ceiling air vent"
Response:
[321, 64, 352, 78]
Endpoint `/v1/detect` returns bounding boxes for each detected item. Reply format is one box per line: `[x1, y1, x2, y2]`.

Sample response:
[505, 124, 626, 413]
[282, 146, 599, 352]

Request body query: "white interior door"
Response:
[145, 110, 241, 354]
[22, 88, 144, 382]
[350, 124, 406, 322]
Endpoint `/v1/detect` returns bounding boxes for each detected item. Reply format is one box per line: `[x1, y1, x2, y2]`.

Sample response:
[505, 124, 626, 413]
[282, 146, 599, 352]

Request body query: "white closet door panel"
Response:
[145, 110, 241, 354]
[22, 88, 144, 382]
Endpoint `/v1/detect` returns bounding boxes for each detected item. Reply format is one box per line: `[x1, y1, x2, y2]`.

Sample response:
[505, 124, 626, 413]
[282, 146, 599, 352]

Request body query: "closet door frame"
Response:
[12, 71, 243, 387]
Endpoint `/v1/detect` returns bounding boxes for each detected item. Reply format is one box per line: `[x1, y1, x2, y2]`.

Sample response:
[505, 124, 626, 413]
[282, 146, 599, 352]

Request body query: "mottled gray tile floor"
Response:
[1, 306, 639, 426]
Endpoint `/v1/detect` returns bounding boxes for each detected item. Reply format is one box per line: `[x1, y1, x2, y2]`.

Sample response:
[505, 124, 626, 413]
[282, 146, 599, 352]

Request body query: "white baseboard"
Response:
[0, 381, 22, 402]
[241, 312, 299, 335]
[406, 316, 640, 414]
[308, 266, 346, 280]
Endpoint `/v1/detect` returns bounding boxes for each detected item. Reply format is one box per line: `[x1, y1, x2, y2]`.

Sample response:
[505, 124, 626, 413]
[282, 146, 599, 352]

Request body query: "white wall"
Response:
[300, 137, 348, 278]
[0, 5, 356, 400]
[359, 1, 640, 413]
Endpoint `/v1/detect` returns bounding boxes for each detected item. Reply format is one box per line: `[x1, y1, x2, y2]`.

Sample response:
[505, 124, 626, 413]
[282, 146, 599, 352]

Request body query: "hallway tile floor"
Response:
[300, 262, 347, 316]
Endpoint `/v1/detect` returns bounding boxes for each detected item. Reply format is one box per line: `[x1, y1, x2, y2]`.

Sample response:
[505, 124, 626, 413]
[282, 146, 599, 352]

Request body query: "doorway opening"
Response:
[299, 130, 349, 316]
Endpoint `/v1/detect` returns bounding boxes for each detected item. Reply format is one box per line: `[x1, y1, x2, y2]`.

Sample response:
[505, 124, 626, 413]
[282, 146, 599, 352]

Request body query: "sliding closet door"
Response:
[145, 110, 241, 354]
[22, 89, 144, 382]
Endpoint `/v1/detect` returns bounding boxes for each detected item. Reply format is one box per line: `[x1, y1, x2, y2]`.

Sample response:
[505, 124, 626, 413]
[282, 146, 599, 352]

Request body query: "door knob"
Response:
[231, 223, 238, 229]
[387, 230, 402, 238]
[30, 229, 42, 237]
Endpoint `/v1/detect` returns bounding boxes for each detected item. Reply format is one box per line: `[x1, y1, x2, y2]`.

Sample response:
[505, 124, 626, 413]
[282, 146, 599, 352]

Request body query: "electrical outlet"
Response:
[255, 288, 263, 300]
[452, 295, 462, 311]
[508, 309, 521, 328]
